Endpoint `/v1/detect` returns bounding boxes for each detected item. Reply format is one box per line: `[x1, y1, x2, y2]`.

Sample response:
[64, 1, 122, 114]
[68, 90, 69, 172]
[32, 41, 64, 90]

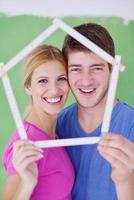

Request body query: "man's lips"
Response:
[79, 88, 95, 93]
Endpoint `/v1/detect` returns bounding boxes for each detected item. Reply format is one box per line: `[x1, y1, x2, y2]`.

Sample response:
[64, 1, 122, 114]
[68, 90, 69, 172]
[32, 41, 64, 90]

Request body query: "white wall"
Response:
[0, 0, 134, 20]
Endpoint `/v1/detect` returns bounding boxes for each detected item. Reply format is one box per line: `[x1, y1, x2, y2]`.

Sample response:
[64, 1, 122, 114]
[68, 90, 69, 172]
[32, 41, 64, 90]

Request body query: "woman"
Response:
[2, 45, 75, 200]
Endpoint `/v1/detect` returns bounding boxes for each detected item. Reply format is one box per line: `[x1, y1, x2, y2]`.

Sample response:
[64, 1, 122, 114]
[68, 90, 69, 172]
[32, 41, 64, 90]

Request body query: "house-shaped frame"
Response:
[0, 18, 124, 148]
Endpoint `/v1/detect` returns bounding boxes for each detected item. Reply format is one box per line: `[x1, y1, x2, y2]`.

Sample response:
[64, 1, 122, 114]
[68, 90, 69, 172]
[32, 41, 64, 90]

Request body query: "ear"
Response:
[25, 85, 32, 96]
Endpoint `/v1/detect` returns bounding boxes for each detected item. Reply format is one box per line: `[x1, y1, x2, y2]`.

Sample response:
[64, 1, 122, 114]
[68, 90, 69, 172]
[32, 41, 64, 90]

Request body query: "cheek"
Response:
[102, 74, 110, 86]
[63, 83, 69, 94]
[68, 72, 75, 80]
[58, 81, 69, 95]
[31, 92, 39, 100]
[95, 74, 109, 85]
[30, 87, 43, 98]
[68, 74, 78, 85]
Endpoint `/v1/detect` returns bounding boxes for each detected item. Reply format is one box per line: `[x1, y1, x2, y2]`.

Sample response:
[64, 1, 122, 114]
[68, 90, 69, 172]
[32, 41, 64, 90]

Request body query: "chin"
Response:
[78, 100, 97, 109]
[46, 108, 63, 116]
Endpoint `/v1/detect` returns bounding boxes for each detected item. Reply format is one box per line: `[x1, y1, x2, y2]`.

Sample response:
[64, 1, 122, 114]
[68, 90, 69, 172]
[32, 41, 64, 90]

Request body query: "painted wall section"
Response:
[0, 0, 134, 20]
[0, 15, 134, 196]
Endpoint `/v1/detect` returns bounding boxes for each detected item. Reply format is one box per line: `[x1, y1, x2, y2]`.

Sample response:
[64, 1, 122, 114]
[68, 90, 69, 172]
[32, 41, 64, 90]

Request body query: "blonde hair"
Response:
[24, 44, 67, 88]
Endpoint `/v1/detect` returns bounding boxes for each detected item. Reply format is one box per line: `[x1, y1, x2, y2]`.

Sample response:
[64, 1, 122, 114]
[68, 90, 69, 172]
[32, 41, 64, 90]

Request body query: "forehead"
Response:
[68, 51, 107, 65]
[32, 60, 66, 77]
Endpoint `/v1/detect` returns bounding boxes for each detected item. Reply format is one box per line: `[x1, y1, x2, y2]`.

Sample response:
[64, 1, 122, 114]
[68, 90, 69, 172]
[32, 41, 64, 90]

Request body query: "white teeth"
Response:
[81, 88, 94, 93]
[45, 97, 61, 103]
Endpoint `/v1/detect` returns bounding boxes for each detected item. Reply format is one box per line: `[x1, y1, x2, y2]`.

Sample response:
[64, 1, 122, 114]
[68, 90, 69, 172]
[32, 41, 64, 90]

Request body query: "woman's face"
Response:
[26, 60, 69, 115]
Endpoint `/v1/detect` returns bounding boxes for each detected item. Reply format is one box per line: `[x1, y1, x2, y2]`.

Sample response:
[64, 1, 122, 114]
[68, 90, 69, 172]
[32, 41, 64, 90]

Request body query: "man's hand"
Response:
[98, 133, 134, 183]
[98, 133, 134, 200]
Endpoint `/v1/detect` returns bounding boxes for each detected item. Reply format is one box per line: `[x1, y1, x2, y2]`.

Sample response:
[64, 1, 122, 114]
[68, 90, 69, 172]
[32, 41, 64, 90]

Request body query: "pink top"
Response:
[3, 121, 75, 200]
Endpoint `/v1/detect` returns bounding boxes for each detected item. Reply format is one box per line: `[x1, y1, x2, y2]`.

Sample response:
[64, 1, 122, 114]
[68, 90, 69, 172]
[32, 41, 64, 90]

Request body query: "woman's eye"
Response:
[38, 79, 48, 84]
[58, 77, 67, 81]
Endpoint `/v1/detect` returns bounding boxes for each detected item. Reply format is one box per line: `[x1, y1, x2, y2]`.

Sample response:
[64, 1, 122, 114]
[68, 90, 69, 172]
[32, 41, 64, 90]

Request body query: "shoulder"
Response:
[112, 101, 134, 139]
[116, 101, 134, 117]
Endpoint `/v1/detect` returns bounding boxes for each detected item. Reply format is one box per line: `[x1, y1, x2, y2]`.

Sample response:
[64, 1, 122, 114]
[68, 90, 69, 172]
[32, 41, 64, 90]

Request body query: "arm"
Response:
[98, 133, 134, 200]
[2, 140, 43, 200]
[2, 174, 34, 200]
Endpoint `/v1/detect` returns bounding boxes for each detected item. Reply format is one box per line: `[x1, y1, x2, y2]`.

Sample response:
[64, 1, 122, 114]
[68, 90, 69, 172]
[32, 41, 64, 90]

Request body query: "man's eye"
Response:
[70, 68, 81, 72]
[38, 79, 48, 84]
[92, 67, 103, 72]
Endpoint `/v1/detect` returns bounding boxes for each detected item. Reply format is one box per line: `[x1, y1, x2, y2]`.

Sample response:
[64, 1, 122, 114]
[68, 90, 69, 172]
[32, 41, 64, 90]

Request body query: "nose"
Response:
[48, 80, 59, 95]
[81, 71, 94, 85]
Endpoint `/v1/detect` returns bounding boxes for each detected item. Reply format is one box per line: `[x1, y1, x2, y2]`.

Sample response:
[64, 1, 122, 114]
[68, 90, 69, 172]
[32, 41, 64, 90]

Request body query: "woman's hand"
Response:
[12, 140, 43, 188]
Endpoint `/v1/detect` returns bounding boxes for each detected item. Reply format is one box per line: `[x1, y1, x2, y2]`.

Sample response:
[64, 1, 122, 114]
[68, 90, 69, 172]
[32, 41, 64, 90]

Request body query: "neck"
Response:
[25, 107, 57, 138]
[78, 98, 117, 134]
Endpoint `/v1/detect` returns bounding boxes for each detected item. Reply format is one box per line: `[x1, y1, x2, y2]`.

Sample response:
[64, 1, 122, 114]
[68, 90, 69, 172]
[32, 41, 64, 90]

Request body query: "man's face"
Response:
[68, 51, 111, 110]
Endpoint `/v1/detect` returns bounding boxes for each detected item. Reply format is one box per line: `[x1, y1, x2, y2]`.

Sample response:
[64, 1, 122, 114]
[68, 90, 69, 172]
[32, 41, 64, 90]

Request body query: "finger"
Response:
[13, 140, 43, 155]
[98, 145, 134, 170]
[16, 144, 43, 154]
[19, 154, 43, 169]
[98, 150, 129, 174]
[13, 139, 30, 150]
[13, 150, 43, 169]
[13, 154, 43, 172]
[13, 147, 43, 163]
[99, 133, 134, 160]
[13, 142, 44, 167]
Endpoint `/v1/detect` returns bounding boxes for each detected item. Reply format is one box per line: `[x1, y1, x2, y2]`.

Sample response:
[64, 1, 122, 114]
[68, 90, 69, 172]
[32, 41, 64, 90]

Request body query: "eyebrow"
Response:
[36, 74, 67, 80]
[69, 63, 106, 68]
[90, 63, 106, 67]
[35, 76, 48, 81]
[68, 64, 82, 68]
[59, 74, 67, 76]
[37, 76, 48, 79]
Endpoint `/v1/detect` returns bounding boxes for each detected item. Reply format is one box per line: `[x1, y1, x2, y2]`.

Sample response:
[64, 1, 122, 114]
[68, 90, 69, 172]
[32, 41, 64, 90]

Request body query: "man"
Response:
[56, 23, 134, 200]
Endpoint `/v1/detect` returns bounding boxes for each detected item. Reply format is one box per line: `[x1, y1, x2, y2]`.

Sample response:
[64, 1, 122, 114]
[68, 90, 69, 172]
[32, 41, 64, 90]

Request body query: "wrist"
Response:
[114, 171, 134, 186]
[14, 180, 37, 200]
[20, 179, 37, 192]
[115, 173, 134, 200]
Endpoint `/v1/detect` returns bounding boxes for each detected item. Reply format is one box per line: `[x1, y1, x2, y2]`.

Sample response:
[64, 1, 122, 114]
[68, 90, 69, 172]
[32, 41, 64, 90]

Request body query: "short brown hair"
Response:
[62, 23, 115, 63]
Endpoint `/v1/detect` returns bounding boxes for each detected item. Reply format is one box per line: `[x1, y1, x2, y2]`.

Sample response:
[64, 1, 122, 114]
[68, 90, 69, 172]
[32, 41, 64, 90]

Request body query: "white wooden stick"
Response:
[0, 20, 122, 147]
[53, 18, 125, 72]
[101, 55, 121, 134]
[0, 63, 27, 139]
[35, 137, 101, 148]
[0, 23, 59, 78]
